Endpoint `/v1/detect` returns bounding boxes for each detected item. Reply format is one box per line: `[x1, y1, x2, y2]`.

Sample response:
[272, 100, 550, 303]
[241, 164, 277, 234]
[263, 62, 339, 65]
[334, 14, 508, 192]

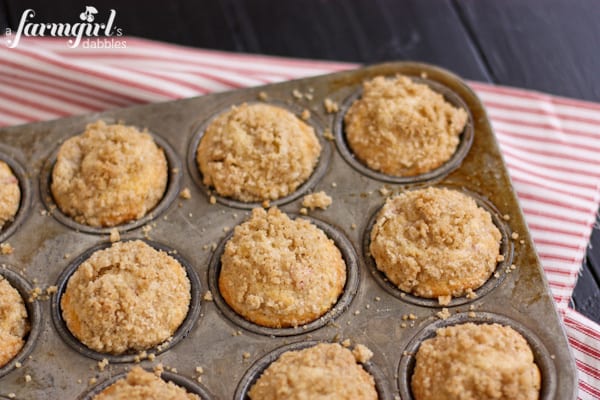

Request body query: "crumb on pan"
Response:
[60, 240, 191, 354]
[302, 191, 332, 210]
[92, 366, 200, 399]
[219, 207, 346, 328]
[196, 103, 321, 202]
[248, 343, 377, 400]
[0, 242, 13, 255]
[412, 323, 540, 400]
[0, 161, 20, 230]
[323, 98, 339, 114]
[0, 275, 30, 368]
[352, 344, 373, 363]
[179, 187, 191, 200]
[344, 75, 467, 176]
[109, 228, 120, 243]
[51, 120, 168, 227]
[370, 187, 501, 299]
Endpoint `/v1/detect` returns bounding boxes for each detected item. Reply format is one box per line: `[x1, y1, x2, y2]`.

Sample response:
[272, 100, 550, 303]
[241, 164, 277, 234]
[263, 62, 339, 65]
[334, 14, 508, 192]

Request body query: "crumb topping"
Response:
[302, 191, 332, 210]
[0, 275, 29, 367]
[0, 161, 20, 230]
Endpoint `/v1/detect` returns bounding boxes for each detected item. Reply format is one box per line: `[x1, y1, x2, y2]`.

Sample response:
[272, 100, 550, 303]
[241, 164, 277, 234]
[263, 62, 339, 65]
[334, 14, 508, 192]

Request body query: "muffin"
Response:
[369, 187, 501, 299]
[93, 366, 200, 400]
[0, 161, 20, 230]
[51, 120, 168, 227]
[219, 207, 346, 328]
[196, 103, 321, 202]
[0, 275, 29, 367]
[61, 240, 191, 354]
[344, 75, 468, 176]
[412, 323, 541, 400]
[248, 343, 377, 400]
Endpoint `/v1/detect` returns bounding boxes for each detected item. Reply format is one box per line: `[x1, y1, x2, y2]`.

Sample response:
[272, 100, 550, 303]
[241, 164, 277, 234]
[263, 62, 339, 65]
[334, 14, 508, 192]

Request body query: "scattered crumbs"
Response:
[402, 314, 408, 321]
[323, 98, 339, 113]
[196, 366, 204, 374]
[400, 293, 406, 298]
[420, 72, 428, 79]
[302, 191, 332, 210]
[153, 363, 164, 376]
[28, 287, 42, 302]
[550, 354, 555, 360]
[305, 93, 314, 101]
[262, 200, 270, 208]
[323, 128, 335, 141]
[465, 288, 478, 299]
[511, 232, 519, 240]
[468, 311, 476, 318]
[7, 394, 15, 399]
[210, 242, 217, 251]
[374, 296, 381, 302]
[519, 239, 525, 244]
[109, 228, 120, 243]
[494, 272, 501, 279]
[292, 89, 303, 100]
[257, 91, 268, 101]
[394, 395, 401, 400]
[438, 295, 451, 306]
[97, 358, 109, 372]
[89, 377, 97, 385]
[350, 223, 357, 230]
[15, 361, 22, 368]
[142, 225, 152, 238]
[436, 308, 451, 320]
[180, 187, 192, 199]
[209, 195, 217, 205]
[188, 213, 193, 218]
[379, 186, 391, 196]
[223, 226, 230, 233]
[299, 207, 308, 215]
[502, 214, 510, 221]
[197, 376, 203, 383]
[469, 304, 476, 311]
[496, 254, 505, 262]
[408, 313, 417, 320]
[0, 242, 13, 255]
[347, 321, 351, 326]
[147, 353, 156, 361]
[341, 339, 351, 347]
[331, 182, 337, 188]
[365, 304, 370, 309]
[172, 168, 180, 174]
[400, 322, 407, 328]
[354, 310, 360, 316]
[77, 379, 82, 384]
[300, 109, 311, 121]
[170, 367, 178, 373]
[203, 290, 213, 301]
[352, 344, 373, 363]
[510, 264, 517, 270]
[242, 352, 251, 359]
[40, 209, 48, 216]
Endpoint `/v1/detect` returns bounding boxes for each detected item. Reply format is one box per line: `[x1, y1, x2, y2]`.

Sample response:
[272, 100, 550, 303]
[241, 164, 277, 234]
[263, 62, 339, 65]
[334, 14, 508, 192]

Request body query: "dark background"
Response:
[1, 0, 599, 322]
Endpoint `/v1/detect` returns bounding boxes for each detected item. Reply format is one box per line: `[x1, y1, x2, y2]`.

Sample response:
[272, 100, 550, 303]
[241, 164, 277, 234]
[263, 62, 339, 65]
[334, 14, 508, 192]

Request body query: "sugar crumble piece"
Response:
[323, 98, 339, 113]
[262, 200, 270, 208]
[179, 187, 192, 199]
[436, 308, 451, 320]
[354, 310, 360, 316]
[420, 72, 428, 79]
[379, 186, 391, 196]
[153, 363, 164, 376]
[257, 91, 268, 101]
[7, 393, 15, 399]
[300, 109, 311, 121]
[302, 191, 332, 210]
[408, 313, 417, 320]
[331, 182, 337, 188]
[352, 344, 373, 363]
[209, 195, 217, 205]
[147, 353, 156, 361]
[511, 232, 519, 240]
[502, 214, 510, 221]
[195, 366, 204, 374]
[292, 89, 303, 100]
[468, 311, 476, 318]
[242, 351, 251, 359]
[89, 377, 97, 385]
[438, 295, 451, 306]
[341, 339, 351, 348]
[374, 296, 381, 302]
[323, 128, 335, 141]
[24, 374, 32, 383]
[350, 223, 357, 230]
[299, 207, 308, 215]
[496, 254, 505, 262]
[15, 361, 22, 368]
[203, 290, 213, 301]
[465, 288, 478, 299]
[0, 242, 13, 255]
[109, 228, 120, 243]
[97, 358, 109, 372]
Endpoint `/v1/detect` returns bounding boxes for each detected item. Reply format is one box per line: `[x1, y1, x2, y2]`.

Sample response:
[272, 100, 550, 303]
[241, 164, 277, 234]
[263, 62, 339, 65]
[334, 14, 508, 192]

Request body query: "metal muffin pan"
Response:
[0, 62, 576, 399]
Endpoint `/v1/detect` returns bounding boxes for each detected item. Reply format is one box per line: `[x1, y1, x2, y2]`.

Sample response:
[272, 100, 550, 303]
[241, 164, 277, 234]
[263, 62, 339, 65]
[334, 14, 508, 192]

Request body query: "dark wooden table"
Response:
[1, 0, 599, 323]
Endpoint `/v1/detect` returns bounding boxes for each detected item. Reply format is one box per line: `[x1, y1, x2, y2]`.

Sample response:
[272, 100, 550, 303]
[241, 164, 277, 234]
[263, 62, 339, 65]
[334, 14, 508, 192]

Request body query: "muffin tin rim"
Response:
[38, 121, 183, 235]
[207, 212, 360, 337]
[186, 99, 333, 210]
[362, 184, 514, 308]
[50, 238, 203, 363]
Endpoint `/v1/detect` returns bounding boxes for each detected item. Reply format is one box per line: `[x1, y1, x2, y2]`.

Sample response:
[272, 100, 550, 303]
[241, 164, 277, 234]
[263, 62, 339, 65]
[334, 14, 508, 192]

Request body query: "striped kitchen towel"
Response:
[0, 37, 599, 399]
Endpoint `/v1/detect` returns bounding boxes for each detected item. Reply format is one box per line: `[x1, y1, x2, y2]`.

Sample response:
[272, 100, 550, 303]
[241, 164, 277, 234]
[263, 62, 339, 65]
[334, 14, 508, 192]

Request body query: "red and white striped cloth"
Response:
[1, 37, 599, 398]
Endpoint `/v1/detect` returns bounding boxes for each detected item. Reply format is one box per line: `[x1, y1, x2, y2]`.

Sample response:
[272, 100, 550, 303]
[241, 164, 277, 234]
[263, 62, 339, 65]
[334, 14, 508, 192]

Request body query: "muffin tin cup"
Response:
[207, 214, 360, 337]
[397, 312, 558, 400]
[39, 123, 182, 235]
[0, 148, 31, 243]
[50, 239, 202, 363]
[80, 369, 214, 400]
[187, 100, 333, 209]
[0, 267, 42, 379]
[333, 76, 474, 185]
[233, 340, 394, 400]
[363, 185, 513, 308]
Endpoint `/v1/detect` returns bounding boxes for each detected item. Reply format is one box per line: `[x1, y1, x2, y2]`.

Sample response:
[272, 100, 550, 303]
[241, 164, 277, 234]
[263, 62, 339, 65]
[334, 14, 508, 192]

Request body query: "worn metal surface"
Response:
[0, 62, 576, 399]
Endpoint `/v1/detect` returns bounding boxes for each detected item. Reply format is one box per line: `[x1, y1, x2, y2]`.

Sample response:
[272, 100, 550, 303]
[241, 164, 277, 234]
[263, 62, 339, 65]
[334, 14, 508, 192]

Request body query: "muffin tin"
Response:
[0, 62, 576, 399]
